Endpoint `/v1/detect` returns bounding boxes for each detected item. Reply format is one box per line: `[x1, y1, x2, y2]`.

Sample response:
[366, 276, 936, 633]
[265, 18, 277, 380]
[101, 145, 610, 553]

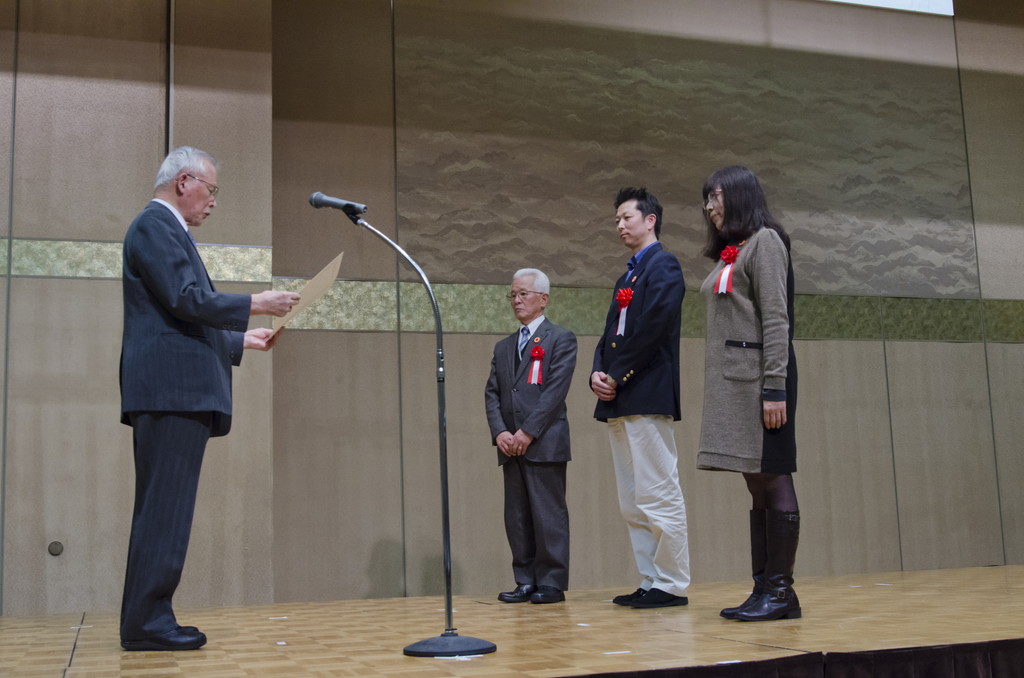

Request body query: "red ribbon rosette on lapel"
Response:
[527, 345, 545, 384]
[714, 245, 740, 294]
[615, 287, 633, 335]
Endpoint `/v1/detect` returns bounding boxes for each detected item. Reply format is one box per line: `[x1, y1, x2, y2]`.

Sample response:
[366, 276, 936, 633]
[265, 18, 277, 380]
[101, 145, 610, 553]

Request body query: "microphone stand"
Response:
[332, 206, 496, 658]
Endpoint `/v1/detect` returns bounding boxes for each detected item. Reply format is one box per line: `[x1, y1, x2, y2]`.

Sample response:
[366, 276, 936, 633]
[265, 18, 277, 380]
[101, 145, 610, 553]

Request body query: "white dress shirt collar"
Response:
[151, 198, 191, 235]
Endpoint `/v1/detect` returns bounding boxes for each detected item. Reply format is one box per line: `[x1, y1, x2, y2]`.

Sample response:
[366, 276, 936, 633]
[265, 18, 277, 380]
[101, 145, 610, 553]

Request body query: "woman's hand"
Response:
[763, 399, 787, 429]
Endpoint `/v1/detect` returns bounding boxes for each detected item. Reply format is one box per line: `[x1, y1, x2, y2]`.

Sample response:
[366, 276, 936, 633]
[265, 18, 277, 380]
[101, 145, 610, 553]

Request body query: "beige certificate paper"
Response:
[271, 251, 344, 336]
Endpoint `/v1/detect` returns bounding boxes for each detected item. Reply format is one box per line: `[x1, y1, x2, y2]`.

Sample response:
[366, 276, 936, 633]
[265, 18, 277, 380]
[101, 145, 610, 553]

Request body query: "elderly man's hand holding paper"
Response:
[271, 251, 344, 336]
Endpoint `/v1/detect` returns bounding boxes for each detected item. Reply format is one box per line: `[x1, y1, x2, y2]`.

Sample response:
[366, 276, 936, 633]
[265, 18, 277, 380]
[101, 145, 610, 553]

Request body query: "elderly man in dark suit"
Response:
[591, 187, 691, 609]
[119, 146, 300, 651]
[485, 268, 577, 604]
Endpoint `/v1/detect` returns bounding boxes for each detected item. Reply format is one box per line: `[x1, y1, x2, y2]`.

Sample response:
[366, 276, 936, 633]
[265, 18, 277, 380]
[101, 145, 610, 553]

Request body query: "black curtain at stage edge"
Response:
[825, 638, 1024, 678]
[582, 638, 1024, 678]
[584, 653, 824, 678]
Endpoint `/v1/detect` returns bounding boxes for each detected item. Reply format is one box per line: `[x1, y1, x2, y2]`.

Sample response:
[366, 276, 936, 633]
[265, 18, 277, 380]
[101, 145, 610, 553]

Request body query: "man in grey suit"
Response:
[485, 268, 577, 604]
[119, 146, 300, 651]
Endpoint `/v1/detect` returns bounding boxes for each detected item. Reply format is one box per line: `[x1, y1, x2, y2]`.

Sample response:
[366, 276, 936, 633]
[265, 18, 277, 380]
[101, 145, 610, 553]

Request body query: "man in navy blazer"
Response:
[485, 268, 577, 604]
[119, 146, 300, 651]
[591, 187, 691, 609]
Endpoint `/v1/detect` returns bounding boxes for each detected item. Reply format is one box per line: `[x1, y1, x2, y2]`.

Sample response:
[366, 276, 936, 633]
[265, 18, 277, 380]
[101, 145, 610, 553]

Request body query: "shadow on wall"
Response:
[364, 538, 465, 598]
[366, 538, 406, 598]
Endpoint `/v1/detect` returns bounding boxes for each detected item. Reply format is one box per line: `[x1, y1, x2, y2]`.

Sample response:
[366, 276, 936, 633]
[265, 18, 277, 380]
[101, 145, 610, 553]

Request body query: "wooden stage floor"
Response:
[3, 565, 1023, 677]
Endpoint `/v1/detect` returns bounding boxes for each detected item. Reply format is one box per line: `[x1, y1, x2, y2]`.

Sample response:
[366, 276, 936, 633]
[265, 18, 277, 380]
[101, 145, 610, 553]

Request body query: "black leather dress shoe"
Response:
[497, 584, 536, 603]
[530, 586, 565, 604]
[629, 587, 688, 608]
[612, 587, 648, 606]
[121, 627, 207, 651]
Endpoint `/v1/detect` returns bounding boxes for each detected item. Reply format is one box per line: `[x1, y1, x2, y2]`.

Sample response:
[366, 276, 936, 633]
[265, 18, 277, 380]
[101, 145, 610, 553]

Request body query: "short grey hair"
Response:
[513, 268, 550, 294]
[154, 146, 218, 189]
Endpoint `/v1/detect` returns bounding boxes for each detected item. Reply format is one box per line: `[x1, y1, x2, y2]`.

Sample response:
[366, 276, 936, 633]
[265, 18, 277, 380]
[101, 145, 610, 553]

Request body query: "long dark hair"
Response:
[701, 165, 789, 260]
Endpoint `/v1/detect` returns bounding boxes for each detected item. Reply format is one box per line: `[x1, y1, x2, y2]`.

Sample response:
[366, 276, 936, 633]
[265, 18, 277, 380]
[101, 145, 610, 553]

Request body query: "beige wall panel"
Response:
[955, 0, 1024, 26]
[564, 336, 641, 591]
[957, 19, 1024, 299]
[3, 279, 127, 615]
[399, 332, 489, 597]
[272, 119, 398, 280]
[790, 340, 901, 576]
[431, 333, 508, 596]
[272, 331, 403, 603]
[886, 342, 1002, 571]
[1, 0, 11, 224]
[176, 282, 275, 609]
[975, 223, 1024, 301]
[984, 343, 1024, 565]
[272, 0, 396, 280]
[272, 0, 393, 129]
[12, 1, 165, 241]
[0, 268, 4, 611]
[3, 279, 274, 616]
[173, 0, 273, 247]
[1, 5, 11, 603]
[1, 1, 11, 585]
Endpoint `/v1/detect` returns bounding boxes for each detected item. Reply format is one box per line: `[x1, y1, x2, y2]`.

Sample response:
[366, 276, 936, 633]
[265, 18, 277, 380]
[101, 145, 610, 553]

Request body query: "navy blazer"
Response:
[485, 319, 578, 464]
[593, 242, 685, 422]
[119, 201, 251, 437]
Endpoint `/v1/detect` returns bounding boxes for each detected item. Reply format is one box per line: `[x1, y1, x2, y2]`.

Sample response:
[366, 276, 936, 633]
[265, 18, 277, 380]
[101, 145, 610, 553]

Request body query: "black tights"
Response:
[743, 472, 799, 512]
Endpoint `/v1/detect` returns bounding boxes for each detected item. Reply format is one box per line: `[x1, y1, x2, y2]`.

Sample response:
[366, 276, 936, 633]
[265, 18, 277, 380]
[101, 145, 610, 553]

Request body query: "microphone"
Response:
[308, 191, 368, 215]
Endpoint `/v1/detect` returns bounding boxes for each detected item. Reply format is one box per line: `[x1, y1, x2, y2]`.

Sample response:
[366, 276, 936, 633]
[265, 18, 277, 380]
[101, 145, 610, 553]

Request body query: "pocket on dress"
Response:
[722, 339, 763, 382]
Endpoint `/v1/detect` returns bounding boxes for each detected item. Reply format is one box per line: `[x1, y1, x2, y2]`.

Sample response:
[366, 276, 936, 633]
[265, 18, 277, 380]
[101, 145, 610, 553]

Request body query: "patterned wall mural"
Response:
[393, 2, 975, 300]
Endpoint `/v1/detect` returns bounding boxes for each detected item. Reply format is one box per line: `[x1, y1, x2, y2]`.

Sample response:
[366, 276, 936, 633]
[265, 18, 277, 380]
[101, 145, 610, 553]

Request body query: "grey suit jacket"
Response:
[484, 318, 578, 464]
[119, 201, 251, 437]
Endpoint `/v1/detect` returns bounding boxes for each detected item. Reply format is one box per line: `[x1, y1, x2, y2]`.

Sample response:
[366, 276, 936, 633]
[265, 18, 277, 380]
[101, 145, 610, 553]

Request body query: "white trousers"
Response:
[608, 415, 691, 596]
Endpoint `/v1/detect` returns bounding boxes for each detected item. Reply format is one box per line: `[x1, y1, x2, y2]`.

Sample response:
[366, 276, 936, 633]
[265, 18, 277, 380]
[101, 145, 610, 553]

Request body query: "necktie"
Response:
[186, 230, 197, 248]
[518, 326, 529, 357]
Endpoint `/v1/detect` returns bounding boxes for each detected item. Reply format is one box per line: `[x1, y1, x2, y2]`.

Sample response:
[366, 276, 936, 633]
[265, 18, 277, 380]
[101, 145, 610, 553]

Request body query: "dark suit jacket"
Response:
[119, 201, 251, 437]
[485, 319, 578, 464]
[593, 242, 685, 422]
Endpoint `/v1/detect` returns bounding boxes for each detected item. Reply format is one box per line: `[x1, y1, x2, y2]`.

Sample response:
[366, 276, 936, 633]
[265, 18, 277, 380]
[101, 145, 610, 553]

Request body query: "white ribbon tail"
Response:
[528, 359, 542, 384]
[716, 263, 733, 294]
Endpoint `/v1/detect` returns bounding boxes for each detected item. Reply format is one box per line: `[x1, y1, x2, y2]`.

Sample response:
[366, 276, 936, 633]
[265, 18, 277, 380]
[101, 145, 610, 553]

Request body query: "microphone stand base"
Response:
[403, 631, 497, 657]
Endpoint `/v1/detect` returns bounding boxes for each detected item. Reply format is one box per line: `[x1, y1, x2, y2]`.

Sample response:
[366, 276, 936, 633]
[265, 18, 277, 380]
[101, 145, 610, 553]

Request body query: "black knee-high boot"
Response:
[720, 509, 767, 619]
[735, 510, 801, 621]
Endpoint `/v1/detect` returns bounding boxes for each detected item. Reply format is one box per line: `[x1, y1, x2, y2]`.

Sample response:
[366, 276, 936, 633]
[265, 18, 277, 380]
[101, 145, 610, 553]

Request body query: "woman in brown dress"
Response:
[697, 165, 801, 622]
